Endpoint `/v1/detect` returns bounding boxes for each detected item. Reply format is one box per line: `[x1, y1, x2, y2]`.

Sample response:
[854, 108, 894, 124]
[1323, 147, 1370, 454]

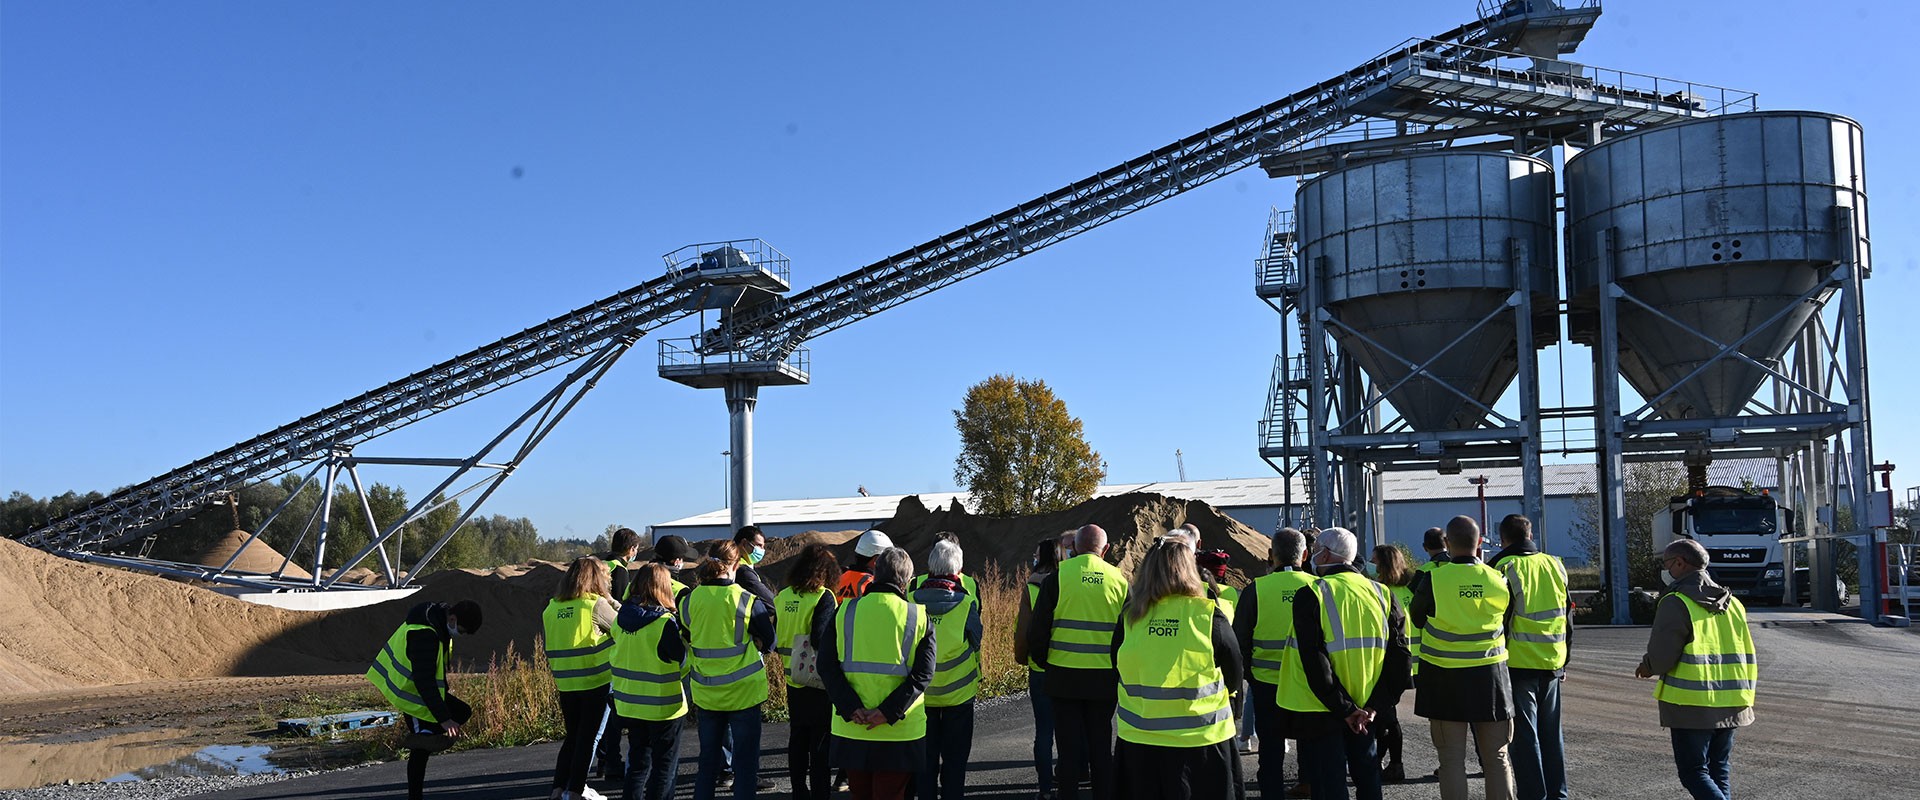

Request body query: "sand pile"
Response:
[746, 492, 1271, 589]
[0, 539, 568, 698]
[188, 530, 311, 579]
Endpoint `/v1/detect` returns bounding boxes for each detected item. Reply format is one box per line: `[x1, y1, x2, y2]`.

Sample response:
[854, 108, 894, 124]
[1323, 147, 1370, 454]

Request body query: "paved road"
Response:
[196, 606, 1920, 799]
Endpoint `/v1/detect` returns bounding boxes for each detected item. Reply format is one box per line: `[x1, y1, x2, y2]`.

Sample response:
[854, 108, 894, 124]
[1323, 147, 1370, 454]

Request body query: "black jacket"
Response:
[1410, 555, 1518, 722]
[734, 563, 779, 608]
[401, 601, 458, 722]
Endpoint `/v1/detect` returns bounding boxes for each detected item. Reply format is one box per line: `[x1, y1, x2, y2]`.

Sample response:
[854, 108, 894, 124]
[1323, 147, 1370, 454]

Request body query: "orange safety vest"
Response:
[836, 570, 874, 601]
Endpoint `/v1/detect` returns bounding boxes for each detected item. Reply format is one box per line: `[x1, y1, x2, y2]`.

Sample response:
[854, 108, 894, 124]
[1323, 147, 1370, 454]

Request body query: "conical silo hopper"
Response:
[1565, 112, 1869, 420]
[1296, 153, 1559, 432]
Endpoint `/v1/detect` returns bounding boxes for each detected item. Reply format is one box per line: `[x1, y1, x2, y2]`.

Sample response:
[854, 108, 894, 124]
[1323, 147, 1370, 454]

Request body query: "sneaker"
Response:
[756, 778, 777, 791]
[399, 731, 454, 753]
[579, 788, 608, 800]
[834, 774, 849, 792]
[1235, 736, 1256, 754]
[719, 771, 735, 790]
[1381, 762, 1405, 783]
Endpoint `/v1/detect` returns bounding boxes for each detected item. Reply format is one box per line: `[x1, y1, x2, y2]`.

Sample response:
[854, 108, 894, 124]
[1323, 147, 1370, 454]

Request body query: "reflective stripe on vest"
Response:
[1280, 573, 1391, 712]
[1654, 593, 1757, 708]
[1388, 583, 1418, 676]
[926, 593, 980, 707]
[1048, 555, 1129, 670]
[610, 616, 688, 721]
[1249, 569, 1316, 685]
[1498, 552, 1570, 670]
[1116, 595, 1236, 748]
[1420, 562, 1511, 669]
[832, 593, 931, 742]
[543, 595, 613, 691]
[774, 586, 833, 688]
[680, 584, 768, 711]
[365, 622, 449, 723]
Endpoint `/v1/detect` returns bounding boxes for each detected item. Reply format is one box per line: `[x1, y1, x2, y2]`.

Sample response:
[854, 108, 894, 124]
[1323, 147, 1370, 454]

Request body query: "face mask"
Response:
[744, 546, 765, 565]
[1029, 557, 1042, 570]
[446, 622, 460, 638]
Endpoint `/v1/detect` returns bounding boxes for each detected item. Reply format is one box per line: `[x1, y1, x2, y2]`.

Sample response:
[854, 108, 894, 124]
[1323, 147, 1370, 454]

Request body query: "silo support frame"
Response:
[1836, 211, 1882, 618]
[1596, 228, 1634, 625]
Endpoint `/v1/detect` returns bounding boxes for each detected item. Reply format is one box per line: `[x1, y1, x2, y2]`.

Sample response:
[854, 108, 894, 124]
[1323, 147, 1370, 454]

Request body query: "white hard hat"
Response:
[854, 529, 894, 557]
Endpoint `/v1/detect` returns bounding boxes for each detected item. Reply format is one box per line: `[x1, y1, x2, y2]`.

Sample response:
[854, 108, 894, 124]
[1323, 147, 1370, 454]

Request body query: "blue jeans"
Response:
[1028, 670, 1055, 794]
[1670, 727, 1736, 800]
[1510, 671, 1568, 800]
[1298, 729, 1383, 800]
[695, 706, 762, 800]
[623, 715, 684, 800]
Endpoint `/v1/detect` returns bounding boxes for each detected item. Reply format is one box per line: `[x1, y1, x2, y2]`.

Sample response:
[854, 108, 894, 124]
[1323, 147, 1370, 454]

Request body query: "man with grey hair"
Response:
[1291, 526, 1410, 800]
[1236, 527, 1317, 800]
[1635, 539, 1755, 800]
[1411, 515, 1518, 800]
[912, 540, 983, 800]
[1028, 524, 1128, 800]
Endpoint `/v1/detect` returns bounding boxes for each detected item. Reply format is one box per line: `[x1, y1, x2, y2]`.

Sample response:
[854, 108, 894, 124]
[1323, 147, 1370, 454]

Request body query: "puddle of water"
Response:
[0, 731, 288, 789]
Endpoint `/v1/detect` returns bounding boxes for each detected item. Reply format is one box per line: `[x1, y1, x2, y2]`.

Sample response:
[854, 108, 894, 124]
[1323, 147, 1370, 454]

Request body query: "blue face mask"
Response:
[744, 546, 766, 565]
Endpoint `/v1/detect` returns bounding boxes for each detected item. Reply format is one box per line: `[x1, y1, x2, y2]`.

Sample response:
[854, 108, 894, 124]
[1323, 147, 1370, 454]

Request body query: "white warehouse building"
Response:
[652, 463, 1620, 564]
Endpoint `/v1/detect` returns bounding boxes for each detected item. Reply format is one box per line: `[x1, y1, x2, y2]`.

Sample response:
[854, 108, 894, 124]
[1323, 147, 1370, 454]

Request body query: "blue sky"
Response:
[4, 1, 1917, 542]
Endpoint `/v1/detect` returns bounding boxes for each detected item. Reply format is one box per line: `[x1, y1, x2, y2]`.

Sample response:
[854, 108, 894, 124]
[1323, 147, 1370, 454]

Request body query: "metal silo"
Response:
[1297, 152, 1559, 432]
[1566, 111, 1869, 420]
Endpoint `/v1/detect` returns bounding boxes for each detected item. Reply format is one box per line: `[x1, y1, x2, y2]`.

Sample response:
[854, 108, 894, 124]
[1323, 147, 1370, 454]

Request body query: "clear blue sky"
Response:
[4, 1, 1917, 542]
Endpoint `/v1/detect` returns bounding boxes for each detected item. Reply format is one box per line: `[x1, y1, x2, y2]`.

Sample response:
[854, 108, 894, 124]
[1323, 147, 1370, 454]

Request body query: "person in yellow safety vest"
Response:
[646, 535, 697, 603]
[1634, 539, 1756, 800]
[1290, 527, 1412, 800]
[1408, 526, 1446, 682]
[820, 547, 935, 800]
[1233, 527, 1316, 800]
[1027, 524, 1129, 800]
[1183, 524, 1252, 762]
[731, 525, 779, 608]
[1489, 514, 1571, 800]
[365, 598, 482, 800]
[677, 541, 776, 800]
[776, 544, 844, 800]
[1410, 516, 1519, 800]
[612, 563, 692, 800]
[1011, 537, 1063, 800]
[593, 526, 643, 782]
[1111, 535, 1243, 799]
[910, 539, 984, 800]
[1368, 543, 1419, 783]
[544, 558, 619, 800]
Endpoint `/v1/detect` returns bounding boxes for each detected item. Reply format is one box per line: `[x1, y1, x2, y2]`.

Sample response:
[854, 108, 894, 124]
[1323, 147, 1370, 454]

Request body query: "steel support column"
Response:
[1308, 257, 1335, 527]
[1596, 229, 1632, 624]
[1513, 238, 1546, 541]
[1837, 208, 1880, 618]
[726, 379, 759, 532]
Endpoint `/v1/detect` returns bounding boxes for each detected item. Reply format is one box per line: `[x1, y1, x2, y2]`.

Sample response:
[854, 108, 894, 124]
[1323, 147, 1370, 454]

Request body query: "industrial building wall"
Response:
[1219, 497, 1590, 566]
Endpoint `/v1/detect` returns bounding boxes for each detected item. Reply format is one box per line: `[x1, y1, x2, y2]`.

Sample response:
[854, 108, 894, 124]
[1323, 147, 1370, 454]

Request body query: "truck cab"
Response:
[1651, 486, 1790, 604]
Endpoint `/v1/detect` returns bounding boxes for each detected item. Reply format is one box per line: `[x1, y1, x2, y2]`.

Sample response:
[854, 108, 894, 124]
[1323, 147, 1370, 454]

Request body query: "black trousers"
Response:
[406, 695, 473, 800]
[1052, 696, 1116, 800]
[1373, 703, 1403, 770]
[596, 693, 626, 777]
[623, 714, 686, 800]
[789, 686, 834, 800]
[919, 702, 976, 800]
[1248, 682, 1291, 799]
[555, 686, 610, 794]
[1115, 738, 1238, 800]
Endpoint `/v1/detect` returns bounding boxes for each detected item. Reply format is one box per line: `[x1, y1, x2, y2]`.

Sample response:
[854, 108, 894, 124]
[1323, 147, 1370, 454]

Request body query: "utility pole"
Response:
[1469, 475, 1490, 540]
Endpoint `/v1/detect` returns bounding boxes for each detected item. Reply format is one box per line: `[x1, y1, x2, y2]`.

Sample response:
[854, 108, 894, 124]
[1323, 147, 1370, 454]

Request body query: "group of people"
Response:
[365, 514, 1757, 800]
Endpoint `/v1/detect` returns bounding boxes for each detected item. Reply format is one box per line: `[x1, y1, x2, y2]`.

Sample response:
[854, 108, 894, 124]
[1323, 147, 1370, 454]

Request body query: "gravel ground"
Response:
[0, 767, 344, 800]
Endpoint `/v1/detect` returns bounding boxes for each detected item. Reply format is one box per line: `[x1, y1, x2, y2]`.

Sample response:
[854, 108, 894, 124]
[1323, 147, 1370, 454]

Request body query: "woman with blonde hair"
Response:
[680, 541, 776, 800]
[1111, 537, 1243, 800]
[612, 563, 691, 800]
[544, 557, 620, 800]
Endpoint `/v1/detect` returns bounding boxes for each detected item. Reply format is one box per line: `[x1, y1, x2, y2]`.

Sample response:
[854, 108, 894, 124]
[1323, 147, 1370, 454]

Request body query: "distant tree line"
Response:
[1, 478, 591, 575]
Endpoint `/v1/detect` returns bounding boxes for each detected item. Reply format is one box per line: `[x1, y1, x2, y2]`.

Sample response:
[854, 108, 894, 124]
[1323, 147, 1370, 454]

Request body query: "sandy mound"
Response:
[189, 530, 311, 579]
[746, 493, 1270, 589]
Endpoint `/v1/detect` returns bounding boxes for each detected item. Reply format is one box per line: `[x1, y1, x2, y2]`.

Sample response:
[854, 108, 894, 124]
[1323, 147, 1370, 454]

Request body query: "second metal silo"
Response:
[1565, 111, 1869, 420]
[1297, 151, 1559, 432]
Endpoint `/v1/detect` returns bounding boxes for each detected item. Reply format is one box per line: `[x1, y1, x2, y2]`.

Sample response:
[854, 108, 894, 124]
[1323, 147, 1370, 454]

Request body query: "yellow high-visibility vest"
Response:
[1496, 552, 1570, 671]
[926, 593, 980, 707]
[1047, 554, 1128, 670]
[1420, 562, 1511, 669]
[830, 593, 931, 742]
[679, 584, 769, 711]
[1279, 573, 1391, 711]
[1115, 595, 1235, 748]
[1653, 593, 1757, 709]
[774, 586, 833, 689]
[366, 622, 449, 723]
[610, 616, 688, 721]
[1248, 569, 1316, 685]
[543, 595, 613, 692]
